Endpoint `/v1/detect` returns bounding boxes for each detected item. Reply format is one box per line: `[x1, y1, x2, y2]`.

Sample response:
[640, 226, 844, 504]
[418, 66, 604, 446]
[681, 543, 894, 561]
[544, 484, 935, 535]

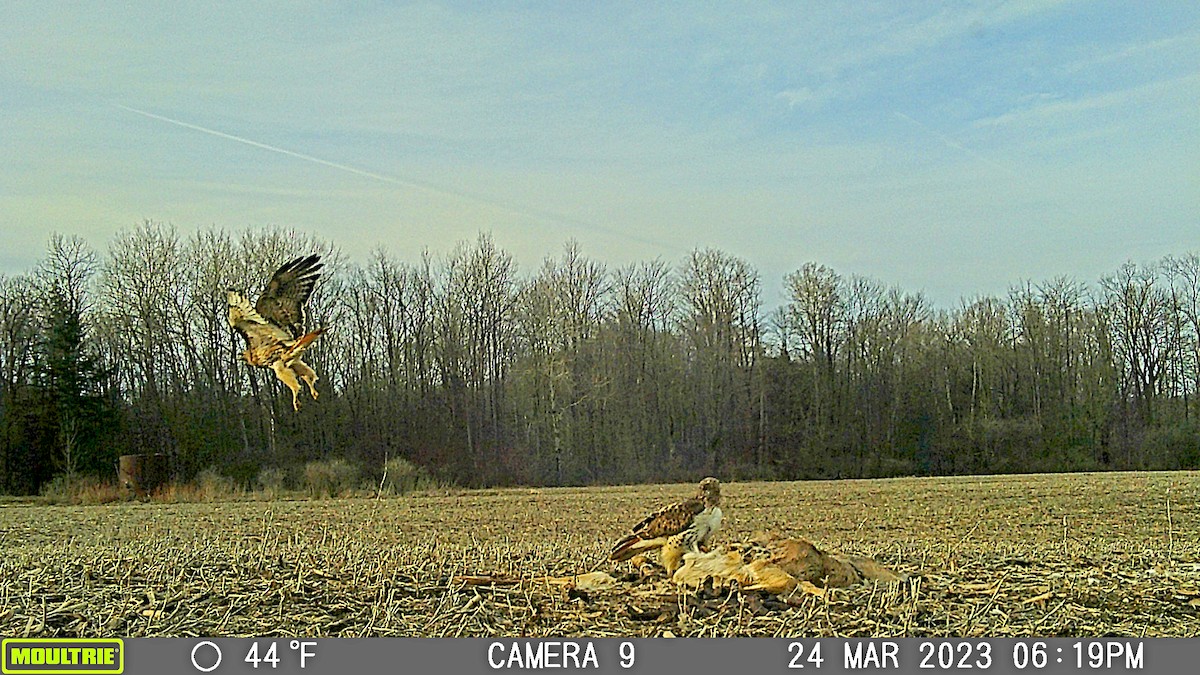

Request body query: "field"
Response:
[1, 471, 1197, 638]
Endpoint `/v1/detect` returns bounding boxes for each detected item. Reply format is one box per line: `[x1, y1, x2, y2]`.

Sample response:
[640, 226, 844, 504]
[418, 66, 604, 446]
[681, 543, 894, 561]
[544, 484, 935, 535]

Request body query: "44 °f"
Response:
[245, 640, 317, 669]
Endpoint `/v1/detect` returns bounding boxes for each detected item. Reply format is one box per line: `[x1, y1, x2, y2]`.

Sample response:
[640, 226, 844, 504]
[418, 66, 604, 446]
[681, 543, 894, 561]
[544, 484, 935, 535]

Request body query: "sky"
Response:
[2, 1, 1197, 308]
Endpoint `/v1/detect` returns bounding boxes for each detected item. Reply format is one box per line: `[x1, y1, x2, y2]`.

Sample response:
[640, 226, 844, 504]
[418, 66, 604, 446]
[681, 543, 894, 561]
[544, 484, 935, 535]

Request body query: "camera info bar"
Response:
[5, 638, 1194, 675]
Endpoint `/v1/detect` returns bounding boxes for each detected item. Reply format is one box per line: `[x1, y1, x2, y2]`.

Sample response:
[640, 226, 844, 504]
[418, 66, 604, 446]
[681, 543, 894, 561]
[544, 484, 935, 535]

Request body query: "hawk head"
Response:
[698, 477, 721, 507]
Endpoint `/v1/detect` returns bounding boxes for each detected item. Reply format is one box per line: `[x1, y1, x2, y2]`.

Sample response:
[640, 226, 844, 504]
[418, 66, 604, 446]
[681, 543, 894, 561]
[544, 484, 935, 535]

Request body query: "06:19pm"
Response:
[1011, 641, 1144, 670]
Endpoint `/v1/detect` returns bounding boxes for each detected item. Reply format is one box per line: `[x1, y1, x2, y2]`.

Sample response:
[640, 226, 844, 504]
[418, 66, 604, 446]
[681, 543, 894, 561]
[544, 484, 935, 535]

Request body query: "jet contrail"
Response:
[894, 111, 1022, 178]
[116, 103, 436, 190]
[115, 103, 679, 252]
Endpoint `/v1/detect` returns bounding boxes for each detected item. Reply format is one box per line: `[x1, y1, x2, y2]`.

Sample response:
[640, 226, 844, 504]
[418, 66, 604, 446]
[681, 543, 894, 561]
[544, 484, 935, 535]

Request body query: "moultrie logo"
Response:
[1, 640, 123, 675]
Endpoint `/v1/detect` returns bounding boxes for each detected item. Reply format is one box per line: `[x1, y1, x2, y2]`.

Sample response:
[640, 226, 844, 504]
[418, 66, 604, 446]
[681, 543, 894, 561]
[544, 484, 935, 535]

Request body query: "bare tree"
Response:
[1164, 253, 1200, 419]
[677, 249, 762, 474]
[436, 233, 519, 483]
[7, 225, 1200, 494]
[1099, 263, 1176, 425]
[609, 259, 682, 479]
[512, 241, 610, 484]
[0, 274, 40, 491]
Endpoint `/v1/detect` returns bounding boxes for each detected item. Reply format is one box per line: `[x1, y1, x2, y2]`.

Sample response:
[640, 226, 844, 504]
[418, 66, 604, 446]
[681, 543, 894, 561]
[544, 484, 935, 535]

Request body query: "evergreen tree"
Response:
[33, 235, 119, 484]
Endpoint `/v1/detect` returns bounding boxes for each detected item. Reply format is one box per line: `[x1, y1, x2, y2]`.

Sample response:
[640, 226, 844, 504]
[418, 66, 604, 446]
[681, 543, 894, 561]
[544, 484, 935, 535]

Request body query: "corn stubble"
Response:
[1, 471, 1196, 637]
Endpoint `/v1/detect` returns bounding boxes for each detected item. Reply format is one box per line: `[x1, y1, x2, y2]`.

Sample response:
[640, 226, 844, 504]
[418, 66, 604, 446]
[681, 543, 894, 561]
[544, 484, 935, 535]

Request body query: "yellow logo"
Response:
[2, 640, 123, 675]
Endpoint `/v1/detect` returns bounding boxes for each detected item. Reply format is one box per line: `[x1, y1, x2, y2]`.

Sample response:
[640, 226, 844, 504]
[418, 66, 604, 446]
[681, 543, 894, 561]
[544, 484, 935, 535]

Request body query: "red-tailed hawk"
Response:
[610, 477, 723, 575]
[227, 254, 325, 411]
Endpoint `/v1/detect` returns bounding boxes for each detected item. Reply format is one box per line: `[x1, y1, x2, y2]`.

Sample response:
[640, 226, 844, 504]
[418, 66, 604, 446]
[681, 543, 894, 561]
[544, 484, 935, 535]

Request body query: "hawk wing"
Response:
[254, 254, 323, 338]
[630, 495, 705, 538]
[227, 290, 292, 351]
[610, 495, 705, 561]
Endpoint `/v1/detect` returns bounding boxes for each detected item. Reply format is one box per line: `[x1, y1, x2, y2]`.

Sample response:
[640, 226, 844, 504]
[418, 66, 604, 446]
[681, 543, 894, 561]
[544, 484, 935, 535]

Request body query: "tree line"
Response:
[1, 221, 1197, 494]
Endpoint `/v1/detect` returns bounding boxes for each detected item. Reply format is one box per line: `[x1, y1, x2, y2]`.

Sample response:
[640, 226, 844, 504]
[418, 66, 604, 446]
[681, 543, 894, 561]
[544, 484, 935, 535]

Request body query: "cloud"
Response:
[1060, 30, 1200, 75]
[971, 71, 1200, 130]
[775, 87, 830, 110]
[798, 0, 1080, 77]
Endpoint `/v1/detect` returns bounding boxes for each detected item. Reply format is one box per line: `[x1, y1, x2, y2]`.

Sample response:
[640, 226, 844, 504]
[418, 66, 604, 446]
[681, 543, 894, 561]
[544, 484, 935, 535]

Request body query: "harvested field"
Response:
[1, 471, 1197, 637]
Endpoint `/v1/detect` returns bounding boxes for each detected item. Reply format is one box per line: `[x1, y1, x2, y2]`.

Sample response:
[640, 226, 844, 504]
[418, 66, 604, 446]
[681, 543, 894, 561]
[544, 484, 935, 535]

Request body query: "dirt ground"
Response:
[1, 471, 1197, 637]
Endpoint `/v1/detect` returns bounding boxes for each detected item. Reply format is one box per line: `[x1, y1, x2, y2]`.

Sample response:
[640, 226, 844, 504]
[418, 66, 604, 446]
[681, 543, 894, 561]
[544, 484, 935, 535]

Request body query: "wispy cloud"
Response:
[1060, 30, 1200, 75]
[971, 71, 1200, 129]
[894, 111, 1024, 178]
[775, 87, 833, 111]
[805, 0, 1079, 77]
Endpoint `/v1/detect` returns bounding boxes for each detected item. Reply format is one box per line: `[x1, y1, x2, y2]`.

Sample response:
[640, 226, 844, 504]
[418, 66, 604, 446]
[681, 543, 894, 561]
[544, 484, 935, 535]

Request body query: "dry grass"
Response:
[38, 475, 126, 505]
[1, 471, 1196, 637]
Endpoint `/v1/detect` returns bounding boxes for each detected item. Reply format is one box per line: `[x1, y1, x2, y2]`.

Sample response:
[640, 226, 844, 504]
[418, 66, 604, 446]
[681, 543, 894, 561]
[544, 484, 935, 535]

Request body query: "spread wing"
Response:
[254, 254, 323, 338]
[630, 495, 705, 538]
[228, 290, 292, 349]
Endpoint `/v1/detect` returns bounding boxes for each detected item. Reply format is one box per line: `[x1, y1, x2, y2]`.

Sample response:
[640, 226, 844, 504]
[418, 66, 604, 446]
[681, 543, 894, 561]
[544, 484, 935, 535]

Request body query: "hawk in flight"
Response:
[227, 254, 325, 411]
[610, 477, 723, 575]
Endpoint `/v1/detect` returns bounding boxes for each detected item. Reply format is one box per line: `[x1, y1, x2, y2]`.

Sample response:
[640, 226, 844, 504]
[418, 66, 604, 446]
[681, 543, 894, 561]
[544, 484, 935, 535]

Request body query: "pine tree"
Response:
[32, 235, 119, 484]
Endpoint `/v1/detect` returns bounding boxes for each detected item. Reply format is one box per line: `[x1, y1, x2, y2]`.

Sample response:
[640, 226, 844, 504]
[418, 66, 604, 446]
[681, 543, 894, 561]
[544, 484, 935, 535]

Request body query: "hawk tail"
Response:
[610, 533, 654, 561]
[283, 328, 325, 360]
[294, 327, 325, 349]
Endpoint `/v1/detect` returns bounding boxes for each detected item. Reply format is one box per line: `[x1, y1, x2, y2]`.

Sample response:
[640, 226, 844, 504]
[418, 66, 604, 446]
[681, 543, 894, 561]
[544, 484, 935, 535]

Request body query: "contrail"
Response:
[115, 103, 678, 252]
[894, 111, 1022, 178]
[116, 103, 435, 190]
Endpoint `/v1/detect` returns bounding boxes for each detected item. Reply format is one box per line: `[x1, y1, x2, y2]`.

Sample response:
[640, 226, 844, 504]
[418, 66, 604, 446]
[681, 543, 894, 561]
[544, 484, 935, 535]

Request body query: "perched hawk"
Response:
[610, 477, 723, 575]
[227, 254, 325, 411]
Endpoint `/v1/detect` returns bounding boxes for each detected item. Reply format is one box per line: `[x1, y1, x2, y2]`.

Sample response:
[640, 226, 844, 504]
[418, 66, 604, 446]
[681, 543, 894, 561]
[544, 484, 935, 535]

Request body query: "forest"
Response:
[1, 221, 1198, 494]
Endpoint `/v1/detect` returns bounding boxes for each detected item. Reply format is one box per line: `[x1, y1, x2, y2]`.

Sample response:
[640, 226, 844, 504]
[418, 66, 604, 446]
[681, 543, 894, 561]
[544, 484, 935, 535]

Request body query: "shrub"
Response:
[257, 466, 289, 497]
[378, 457, 442, 496]
[195, 467, 240, 500]
[1140, 421, 1200, 470]
[303, 458, 361, 498]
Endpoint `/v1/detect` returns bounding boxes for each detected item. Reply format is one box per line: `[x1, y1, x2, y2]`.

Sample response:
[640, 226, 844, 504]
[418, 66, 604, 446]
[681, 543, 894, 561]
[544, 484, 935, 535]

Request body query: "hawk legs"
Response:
[661, 528, 702, 576]
[291, 359, 320, 400]
[270, 361, 304, 411]
[269, 359, 320, 411]
[270, 359, 321, 411]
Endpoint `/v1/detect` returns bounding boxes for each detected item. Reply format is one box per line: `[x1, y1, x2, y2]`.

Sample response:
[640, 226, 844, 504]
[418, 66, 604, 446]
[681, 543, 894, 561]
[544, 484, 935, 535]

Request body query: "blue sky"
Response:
[2, 1, 1197, 307]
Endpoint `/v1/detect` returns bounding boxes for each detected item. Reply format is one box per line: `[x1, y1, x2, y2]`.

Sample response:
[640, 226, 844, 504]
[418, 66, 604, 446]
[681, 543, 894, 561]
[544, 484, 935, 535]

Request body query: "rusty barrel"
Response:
[117, 453, 169, 496]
